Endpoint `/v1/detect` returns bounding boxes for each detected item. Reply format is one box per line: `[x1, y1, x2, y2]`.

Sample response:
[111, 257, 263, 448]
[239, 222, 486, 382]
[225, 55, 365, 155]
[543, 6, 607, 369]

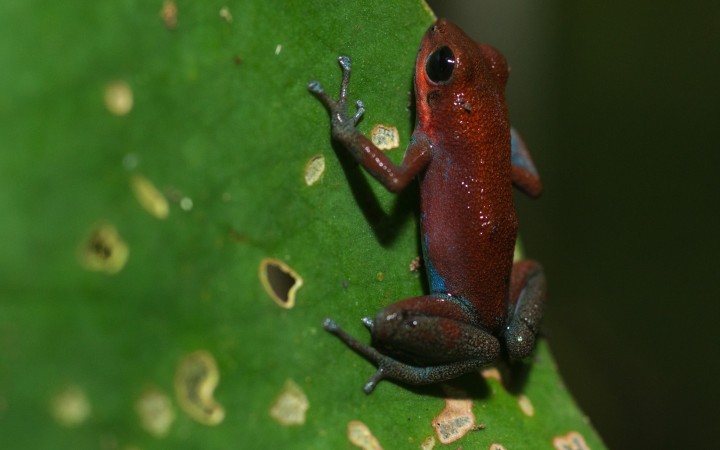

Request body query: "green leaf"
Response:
[0, 0, 604, 448]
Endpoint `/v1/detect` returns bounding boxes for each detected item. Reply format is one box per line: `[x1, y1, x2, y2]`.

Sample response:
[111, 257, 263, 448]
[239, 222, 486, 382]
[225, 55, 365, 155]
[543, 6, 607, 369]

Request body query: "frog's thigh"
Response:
[504, 260, 546, 360]
[374, 295, 500, 363]
[380, 294, 477, 323]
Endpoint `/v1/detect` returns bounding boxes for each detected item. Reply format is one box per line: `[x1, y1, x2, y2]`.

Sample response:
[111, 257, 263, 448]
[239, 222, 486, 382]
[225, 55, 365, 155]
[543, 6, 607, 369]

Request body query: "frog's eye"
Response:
[426, 46, 455, 84]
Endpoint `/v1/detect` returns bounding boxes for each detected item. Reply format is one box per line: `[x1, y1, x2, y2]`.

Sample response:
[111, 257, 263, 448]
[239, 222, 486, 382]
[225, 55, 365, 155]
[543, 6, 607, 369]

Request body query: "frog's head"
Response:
[415, 19, 510, 131]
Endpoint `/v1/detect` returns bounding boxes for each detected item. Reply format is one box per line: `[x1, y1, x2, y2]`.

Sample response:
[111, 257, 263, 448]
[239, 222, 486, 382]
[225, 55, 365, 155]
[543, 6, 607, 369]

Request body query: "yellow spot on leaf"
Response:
[269, 379, 309, 426]
[304, 154, 326, 186]
[420, 435, 436, 450]
[131, 174, 169, 219]
[348, 420, 383, 450]
[50, 385, 91, 427]
[219, 6, 232, 22]
[135, 387, 175, 438]
[517, 394, 535, 417]
[481, 367, 502, 383]
[553, 431, 591, 450]
[175, 350, 225, 426]
[104, 81, 133, 116]
[79, 223, 129, 274]
[409, 256, 421, 272]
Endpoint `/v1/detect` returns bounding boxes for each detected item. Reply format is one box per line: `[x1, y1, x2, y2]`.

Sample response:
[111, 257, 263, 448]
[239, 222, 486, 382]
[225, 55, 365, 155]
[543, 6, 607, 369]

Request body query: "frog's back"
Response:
[414, 20, 516, 331]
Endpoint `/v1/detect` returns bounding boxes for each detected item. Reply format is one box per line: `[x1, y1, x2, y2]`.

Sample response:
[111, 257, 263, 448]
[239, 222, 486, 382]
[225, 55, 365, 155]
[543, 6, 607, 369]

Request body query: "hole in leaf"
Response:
[259, 258, 303, 309]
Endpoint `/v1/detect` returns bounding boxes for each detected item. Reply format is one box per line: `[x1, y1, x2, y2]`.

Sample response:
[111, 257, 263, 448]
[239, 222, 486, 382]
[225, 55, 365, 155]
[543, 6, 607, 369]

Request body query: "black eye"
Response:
[426, 46, 455, 83]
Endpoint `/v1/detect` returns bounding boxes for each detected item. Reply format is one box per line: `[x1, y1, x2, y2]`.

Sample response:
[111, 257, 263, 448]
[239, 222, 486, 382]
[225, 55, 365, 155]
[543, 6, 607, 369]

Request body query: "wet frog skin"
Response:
[309, 19, 545, 394]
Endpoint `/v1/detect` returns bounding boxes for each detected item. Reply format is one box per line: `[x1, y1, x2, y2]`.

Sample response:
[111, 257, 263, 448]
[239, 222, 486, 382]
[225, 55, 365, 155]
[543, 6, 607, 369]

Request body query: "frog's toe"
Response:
[322, 317, 339, 332]
[361, 316, 374, 330]
[363, 368, 386, 394]
[308, 81, 337, 109]
[307, 80, 323, 93]
[338, 55, 351, 71]
[352, 100, 365, 124]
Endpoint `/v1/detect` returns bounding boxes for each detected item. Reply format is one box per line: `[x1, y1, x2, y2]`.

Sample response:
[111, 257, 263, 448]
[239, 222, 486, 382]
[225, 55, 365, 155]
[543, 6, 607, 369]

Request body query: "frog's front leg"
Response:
[309, 56, 433, 193]
[503, 260, 546, 360]
[323, 295, 500, 394]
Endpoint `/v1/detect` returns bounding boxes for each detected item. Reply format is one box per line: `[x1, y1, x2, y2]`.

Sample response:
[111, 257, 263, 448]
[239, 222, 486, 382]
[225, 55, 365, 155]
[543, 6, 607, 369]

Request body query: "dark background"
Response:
[427, 1, 720, 448]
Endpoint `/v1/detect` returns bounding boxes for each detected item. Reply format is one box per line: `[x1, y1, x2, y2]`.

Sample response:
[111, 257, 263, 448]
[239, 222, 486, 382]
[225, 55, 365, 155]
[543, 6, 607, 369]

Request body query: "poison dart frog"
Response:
[308, 19, 545, 394]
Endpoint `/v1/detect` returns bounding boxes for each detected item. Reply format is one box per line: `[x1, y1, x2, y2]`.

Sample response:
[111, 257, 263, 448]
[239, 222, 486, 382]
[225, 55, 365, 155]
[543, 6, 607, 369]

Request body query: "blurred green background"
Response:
[428, 0, 720, 448]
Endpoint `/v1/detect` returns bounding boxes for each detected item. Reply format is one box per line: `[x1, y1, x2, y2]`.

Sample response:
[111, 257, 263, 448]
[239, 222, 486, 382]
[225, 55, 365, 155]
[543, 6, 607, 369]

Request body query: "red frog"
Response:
[308, 19, 545, 394]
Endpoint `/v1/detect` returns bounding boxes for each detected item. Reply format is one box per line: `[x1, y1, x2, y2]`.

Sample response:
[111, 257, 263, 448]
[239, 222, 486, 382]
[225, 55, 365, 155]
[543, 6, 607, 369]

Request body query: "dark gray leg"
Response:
[503, 260, 546, 360]
[323, 317, 500, 394]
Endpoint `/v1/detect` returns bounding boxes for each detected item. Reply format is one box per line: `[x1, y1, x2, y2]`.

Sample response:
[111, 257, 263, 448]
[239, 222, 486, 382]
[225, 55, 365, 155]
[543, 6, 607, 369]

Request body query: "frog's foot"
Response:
[323, 318, 389, 393]
[308, 56, 365, 128]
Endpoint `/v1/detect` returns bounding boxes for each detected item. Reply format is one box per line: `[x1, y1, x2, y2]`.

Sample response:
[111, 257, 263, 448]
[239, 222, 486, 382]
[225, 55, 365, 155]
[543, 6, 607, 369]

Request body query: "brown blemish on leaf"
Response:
[104, 81, 133, 116]
[347, 420, 383, 450]
[79, 223, 129, 274]
[259, 258, 303, 309]
[131, 174, 169, 219]
[304, 154, 326, 186]
[553, 431, 590, 450]
[269, 379, 309, 426]
[174, 350, 225, 426]
[517, 394, 535, 417]
[370, 124, 400, 150]
[420, 435, 436, 450]
[50, 385, 91, 427]
[432, 387, 477, 444]
[160, 0, 177, 29]
[135, 387, 175, 438]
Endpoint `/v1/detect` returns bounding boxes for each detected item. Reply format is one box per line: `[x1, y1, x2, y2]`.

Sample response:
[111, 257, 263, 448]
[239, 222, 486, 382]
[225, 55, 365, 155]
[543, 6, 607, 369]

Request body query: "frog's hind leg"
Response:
[323, 294, 500, 394]
[503, 260, 546, 360]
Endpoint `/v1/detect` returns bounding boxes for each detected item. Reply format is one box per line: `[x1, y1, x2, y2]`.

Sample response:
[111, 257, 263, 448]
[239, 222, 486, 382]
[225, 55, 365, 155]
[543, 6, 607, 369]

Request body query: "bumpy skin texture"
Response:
[309, 19, 546, 394]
